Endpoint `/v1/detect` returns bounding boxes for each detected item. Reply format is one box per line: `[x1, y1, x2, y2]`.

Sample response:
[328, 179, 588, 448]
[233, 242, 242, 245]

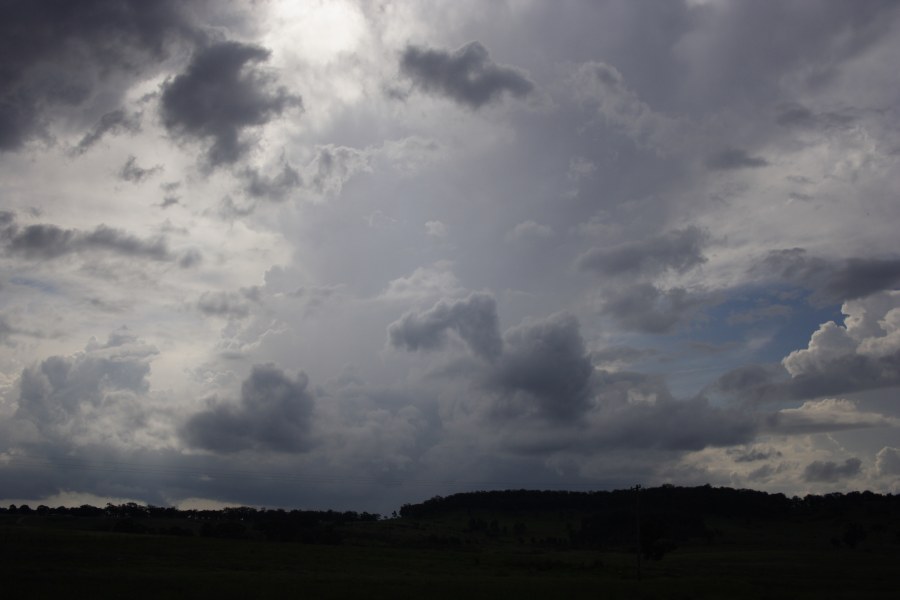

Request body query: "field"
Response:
[2, 488, 899, 598]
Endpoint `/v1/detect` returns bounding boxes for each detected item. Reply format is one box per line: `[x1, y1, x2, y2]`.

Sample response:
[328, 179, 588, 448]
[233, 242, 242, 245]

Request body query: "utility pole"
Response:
[634, 484, 642, 581]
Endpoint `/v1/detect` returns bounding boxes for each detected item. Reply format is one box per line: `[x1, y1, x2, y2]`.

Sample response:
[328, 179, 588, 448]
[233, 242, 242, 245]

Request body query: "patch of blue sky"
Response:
[9, 276, 58, 295]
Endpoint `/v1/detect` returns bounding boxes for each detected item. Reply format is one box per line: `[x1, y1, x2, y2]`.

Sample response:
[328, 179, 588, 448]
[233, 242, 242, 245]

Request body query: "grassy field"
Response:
[2, 509, 898, 599]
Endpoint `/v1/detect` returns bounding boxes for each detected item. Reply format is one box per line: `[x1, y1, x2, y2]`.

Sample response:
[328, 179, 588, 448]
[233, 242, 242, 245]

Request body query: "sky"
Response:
[1, 0, 899, 514]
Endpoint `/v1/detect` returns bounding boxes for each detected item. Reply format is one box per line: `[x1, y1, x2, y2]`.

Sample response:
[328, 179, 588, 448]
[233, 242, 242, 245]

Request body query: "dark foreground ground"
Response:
[2, 486, 899, 599]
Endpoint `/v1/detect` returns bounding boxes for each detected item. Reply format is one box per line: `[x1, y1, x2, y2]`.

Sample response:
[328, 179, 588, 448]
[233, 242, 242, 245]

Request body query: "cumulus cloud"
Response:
[780, 291, 900, 396]
[13, 329, 158, 445]
[399, 41, 534, 108]
[578, 226, 709, 278]
[487, 313, 594, 422]
[803, 457, 862, 482]
[182, 365, 315, 454]
[388, 292, 503, 360]
[160, 41, 302, 167]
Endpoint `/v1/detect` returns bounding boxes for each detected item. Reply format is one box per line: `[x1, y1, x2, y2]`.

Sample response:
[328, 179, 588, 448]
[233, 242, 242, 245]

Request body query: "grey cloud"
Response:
[875, 447, 900, 476]
[578, 226, 709, 278]
[727, 446, 782, 463]
[242, 162, 301, 201]
[600, 284, 708, 334]
[488, 313, 594, 422]
[119, 155, 162, 183]
[182, 365, 315, 453]
[803, 457, 862, 482]
[196, 290, 255, 319]
[0, 211, 196, 265]
[160, 41, 302, 167]
[761, 248, 900, 303]
[0, 0, 198, 151]
[775, 103, 854, 129]
[72, 109, 141, 155]
[15, 330, 157, 440]
[706, 148, 769, 170]
[400, 41, 534, 108]
[388, 292, 503, 360]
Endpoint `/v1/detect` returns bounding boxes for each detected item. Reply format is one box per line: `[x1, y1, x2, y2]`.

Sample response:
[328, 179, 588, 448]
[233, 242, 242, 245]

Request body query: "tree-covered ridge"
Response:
[399, 485, 899, 520]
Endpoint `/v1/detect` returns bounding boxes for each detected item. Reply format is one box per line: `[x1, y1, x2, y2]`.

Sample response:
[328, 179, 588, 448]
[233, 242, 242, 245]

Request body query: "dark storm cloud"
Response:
[72, 109, 141, 155]
[803, 458, 862, 482]
[182, 365, 315, 454]
[160, 41, 302, 167]
[600, 284, 708, 334]
[388, 292, 503, 360]
[706, 148, 768, 170]
[0, 211, 196, 265]
[399, 41, 534, 108]
[577, 226, 709, 277]
[488, 313, 594, 421]
[119, 155, 162, 183]
[0, 0, 198, 151]
[761, 248, 900, 303]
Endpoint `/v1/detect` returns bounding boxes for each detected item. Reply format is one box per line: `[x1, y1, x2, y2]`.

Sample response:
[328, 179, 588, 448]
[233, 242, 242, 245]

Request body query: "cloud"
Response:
[119, 155, 162, 183]
[182, 365, 315, 454]
[0, 0, 197, 151]
[72, 109, 141, 155]
[780, 291, 900, 396]
[487, 312, 594, 421]
[706, 148, 769, 170]
[571, 60, 685, 154]
[160, 41, 302, 167]
[425, 220, 448, 238]
[767, 399, 897, 434]
[578, 226, 709, 278]
[505, 220, 554, 242]
[13, 329, 158, 445]
[380, 261, 461, 302]
[715, 293, 900, 403]
[0, 213, 162, 260]
[241, 162, 301, 201]
[388, 292, 503, 360]
[196, 290, 254, 319]
[400, 41, 534, 108]
[875, 446, 900, 476]
[803, 457, 862, 482]
[761, 248, 900, 303]
[599, 283, 708, 334]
